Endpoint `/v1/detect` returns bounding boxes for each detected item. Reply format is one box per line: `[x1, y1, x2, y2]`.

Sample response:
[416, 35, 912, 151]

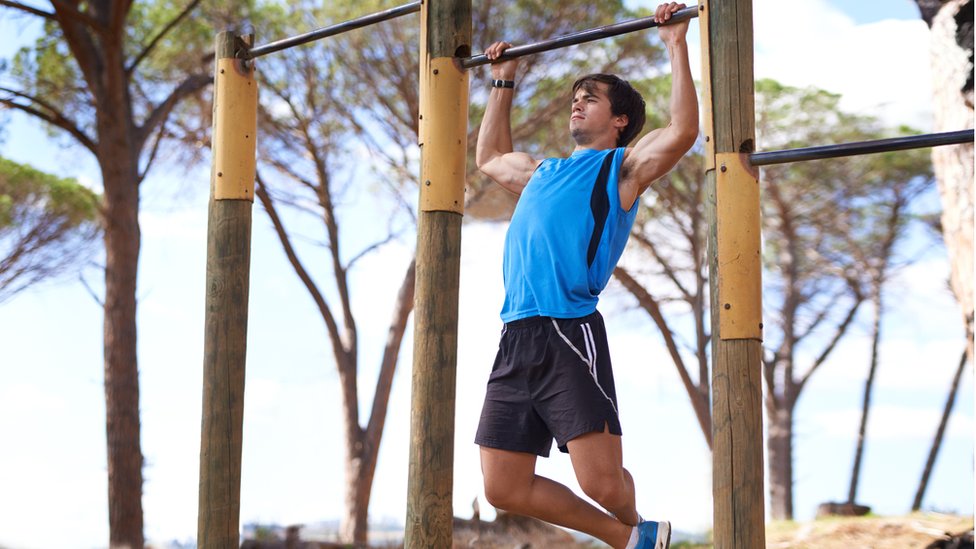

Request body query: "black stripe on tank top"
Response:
[586, 151, 616, 267]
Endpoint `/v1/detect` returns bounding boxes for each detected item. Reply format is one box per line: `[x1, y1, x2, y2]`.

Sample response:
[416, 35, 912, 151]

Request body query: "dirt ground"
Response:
[451, 511, 973, 548]
[762, 513, 973, 549]
[242, 511, 973, 548]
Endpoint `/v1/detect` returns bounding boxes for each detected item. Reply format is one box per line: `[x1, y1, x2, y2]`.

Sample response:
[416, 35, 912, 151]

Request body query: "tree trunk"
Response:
[100, 146, 144, 549]
[913, 348, 970, 510]
[848, 289, 883, 504]
[766, 403, 794, 520]
[922, 0, 975, 363]
[343, 439, 371, 547]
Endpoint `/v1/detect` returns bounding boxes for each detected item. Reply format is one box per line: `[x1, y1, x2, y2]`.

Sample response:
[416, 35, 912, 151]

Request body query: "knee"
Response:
[579, 474, 627, 509]
[483, 478, 526, 512]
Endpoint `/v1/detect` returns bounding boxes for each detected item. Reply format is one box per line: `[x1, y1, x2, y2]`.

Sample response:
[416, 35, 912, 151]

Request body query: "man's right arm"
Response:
[475, 41, 541, 196]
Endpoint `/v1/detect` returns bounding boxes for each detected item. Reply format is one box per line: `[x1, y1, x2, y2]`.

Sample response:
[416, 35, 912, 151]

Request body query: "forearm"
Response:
[666, 39, 699, 140]
[476, 87, 516, 167]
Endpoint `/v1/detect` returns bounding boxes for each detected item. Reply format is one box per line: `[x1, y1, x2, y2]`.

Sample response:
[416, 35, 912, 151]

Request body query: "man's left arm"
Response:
[620, 2, 699, 209]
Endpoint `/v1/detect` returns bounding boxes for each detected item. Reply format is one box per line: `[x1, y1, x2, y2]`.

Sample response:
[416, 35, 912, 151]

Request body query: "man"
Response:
[473, 3, 698, 549]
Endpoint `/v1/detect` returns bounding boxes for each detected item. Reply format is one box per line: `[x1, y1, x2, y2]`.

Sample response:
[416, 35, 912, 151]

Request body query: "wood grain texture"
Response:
[198, 31, 255, 549]
[406, 3, 470, 546]
[702, 2, 766, 547]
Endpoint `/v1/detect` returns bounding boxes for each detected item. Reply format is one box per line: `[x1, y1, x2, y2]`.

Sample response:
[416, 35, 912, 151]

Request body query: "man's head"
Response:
[571, 74, 646, 147]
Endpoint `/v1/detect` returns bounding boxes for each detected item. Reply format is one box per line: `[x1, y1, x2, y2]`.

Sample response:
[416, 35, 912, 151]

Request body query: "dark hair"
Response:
[572, 74, 647, 147]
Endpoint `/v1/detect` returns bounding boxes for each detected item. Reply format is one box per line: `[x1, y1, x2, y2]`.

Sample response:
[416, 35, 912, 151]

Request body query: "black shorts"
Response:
[475, 310, 622, 457]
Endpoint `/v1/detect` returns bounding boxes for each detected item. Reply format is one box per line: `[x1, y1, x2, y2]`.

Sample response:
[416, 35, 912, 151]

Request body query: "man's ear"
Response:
[614, 114, 629, 134]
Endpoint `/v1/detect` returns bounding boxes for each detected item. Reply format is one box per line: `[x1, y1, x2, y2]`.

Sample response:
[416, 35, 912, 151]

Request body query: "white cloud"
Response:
[753, 0, 933, 130]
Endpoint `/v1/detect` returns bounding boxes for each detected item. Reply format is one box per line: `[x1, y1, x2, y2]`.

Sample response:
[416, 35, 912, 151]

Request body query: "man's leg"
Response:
[566, 425, 639, 526]
[480, 446, 632, 548]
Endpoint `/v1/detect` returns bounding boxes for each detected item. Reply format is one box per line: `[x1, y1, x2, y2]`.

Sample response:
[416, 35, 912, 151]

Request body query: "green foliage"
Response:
[0, 157, 98, 227]
[0, 156, 100, 301]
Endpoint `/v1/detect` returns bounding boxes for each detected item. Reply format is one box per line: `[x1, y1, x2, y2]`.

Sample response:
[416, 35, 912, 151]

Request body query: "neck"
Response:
[573, 134, 618, 152]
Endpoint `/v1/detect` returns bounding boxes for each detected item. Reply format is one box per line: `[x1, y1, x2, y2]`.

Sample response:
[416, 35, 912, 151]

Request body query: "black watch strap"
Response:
[491, 79, 515, 89]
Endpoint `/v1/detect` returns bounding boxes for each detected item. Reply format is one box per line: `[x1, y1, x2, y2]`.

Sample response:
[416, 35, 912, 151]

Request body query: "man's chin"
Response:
[570, 129, 591, 145]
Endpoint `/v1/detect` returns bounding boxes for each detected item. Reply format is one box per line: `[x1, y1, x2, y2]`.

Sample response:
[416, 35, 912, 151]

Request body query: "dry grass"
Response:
[763, 512, 973, 549]
[669, 512, 973, 549]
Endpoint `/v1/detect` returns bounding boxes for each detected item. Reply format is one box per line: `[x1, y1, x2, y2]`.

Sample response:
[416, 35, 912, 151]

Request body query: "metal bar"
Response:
[750, 129, 974, 167]
[248, 1, 421, 58]
[460, 5, 700, 68]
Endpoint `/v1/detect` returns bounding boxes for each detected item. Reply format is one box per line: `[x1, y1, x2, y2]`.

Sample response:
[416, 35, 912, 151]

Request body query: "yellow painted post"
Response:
[198, 30, 257, 549]
[699, 0, 766, 547]
[405, 0, 470, 547]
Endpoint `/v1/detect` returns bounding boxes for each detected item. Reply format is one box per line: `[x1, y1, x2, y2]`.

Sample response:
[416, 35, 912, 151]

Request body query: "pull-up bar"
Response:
[248, 1, 421, 59]
[750, 129, 974, 167]
[460, 5, 700, 68]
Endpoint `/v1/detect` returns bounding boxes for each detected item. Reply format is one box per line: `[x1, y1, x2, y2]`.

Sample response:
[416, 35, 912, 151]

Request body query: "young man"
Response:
[473, 3, 698, 549]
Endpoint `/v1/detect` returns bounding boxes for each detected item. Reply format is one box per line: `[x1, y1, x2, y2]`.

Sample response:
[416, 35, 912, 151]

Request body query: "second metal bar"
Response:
[461, 5, 700, 68]
[249, 1, 422, 58]
[750, 129, 974, 167]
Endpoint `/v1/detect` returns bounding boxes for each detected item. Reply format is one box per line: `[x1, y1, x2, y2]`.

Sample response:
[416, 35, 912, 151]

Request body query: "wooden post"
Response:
[699, 0, 766, 547]
[198, 30, 257, 549]
[404, 0, 470, 547]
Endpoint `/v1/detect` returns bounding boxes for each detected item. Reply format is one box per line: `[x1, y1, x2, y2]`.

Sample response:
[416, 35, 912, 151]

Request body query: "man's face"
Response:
[570, 82, 626, 146]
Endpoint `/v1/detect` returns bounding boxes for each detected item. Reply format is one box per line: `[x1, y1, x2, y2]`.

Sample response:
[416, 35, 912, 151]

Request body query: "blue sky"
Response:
[0, 1, 972, 548]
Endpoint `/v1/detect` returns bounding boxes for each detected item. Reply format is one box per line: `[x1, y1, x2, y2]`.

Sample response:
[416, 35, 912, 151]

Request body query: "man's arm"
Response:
[619, 2, 699, 209]
[475, 41, 541, 196]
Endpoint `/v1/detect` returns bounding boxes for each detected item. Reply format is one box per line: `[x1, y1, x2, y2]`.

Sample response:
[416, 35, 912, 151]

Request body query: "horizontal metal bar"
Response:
[749, 129, 975, 167]
[248, 1, 421, 59]
[461, 5, 700, 69]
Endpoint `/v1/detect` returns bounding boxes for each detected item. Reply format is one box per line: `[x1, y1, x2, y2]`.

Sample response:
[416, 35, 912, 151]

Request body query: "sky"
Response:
[0, 0, 973, 548]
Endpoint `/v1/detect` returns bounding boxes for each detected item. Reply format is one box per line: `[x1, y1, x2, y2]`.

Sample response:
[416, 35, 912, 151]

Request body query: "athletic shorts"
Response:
[474, 310, 622, 457]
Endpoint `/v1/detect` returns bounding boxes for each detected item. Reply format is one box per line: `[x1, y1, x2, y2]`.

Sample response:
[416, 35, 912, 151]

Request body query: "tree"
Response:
[914, 0, 974, 362]
[913, 348, 970, 510]
[756, 79, 933, 519]
[0, 2, 247, 546]
[844, 147, 932, 507]
[250, 0, 664, 544]
[0, 156, 99, 302]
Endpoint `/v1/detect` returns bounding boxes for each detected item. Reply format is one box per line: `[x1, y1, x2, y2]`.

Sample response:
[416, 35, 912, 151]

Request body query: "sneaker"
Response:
[634, 520, 671, 549]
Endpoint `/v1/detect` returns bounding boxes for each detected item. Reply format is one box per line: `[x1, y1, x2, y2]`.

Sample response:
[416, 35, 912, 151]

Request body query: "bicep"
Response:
[479, 151, 541, 195]
[623, 126, 694, 190]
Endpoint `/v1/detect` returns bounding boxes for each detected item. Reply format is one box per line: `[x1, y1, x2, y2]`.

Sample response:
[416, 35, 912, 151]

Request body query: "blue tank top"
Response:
[501, 147, 638, 322]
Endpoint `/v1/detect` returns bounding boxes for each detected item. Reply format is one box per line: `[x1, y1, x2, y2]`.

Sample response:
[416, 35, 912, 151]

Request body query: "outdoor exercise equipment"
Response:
[199, 2, 974, 548]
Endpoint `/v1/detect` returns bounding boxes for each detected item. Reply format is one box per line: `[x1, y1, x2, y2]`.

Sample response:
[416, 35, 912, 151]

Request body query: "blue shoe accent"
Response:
[635, 520, 671, 549]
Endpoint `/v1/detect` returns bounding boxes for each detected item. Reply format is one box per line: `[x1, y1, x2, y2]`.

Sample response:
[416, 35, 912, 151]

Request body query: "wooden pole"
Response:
[198, 30, 257, 549]
[404, 0, 470, 547]
[699, 0, 766, 547]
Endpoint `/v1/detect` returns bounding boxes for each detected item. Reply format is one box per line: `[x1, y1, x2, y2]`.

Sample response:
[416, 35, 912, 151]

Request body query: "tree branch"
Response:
[50, 0, 104, 30]
[0, 0, 55, 19]
[127, 0, 203, 74]
[0, 87, 97, 153]
[614, 265, 712, 448]
[797, 290, 864, 391]
[137, 72, 210, 150]
[364, 257, 416, 451]
[255, 173, 344, 358]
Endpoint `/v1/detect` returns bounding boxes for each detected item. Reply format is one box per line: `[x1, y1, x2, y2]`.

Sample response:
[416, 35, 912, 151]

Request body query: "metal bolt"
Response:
[724, 303, 731, 310]
[705, 136, 710, 142]
[425, 180, 431, 186]
[217, 172, 223, 177]
[759, 323, 764, 329]
[720, 165, 727, 173]
[433, 69, 439, 75]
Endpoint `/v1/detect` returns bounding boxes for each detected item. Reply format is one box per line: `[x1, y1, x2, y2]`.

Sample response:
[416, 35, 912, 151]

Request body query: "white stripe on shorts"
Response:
[551, 319, 619, 417]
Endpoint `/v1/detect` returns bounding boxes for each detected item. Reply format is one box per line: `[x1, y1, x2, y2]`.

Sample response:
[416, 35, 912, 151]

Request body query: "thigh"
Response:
[565, 425, 625, 487]
[480, 446, 538, 491]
